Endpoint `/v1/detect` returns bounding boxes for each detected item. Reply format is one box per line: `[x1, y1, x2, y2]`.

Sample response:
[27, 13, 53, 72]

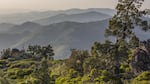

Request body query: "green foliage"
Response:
[0, 60, 8, 64]
[0, 77, 10, 84]
[68, 69, 80, 78]
[56, 76, 82, 84]
[81, 76, 91, 83]
[55, 77, 68, 84]
[50, 60, 67, 77]
[27, 44, 54, 59]
[104, 0, 149, 79]
[0, 1, 149, 83]
[27, 77, 42, 84]
[31, 58, 51, 84]
[92, 69, 111, 83]
[90, 40, 131, 83]
[66, 49, 89, 75]
[16, 69, 32, 78]
[7, 68, 33, 79]
[129, 35, 140, 48]
[0, 44, 55, 83]
[55, 69, 81, 84]
[8, 60, 36, 69]
[132, 71, 150, 84]
[105, 0, 149, 41]
[0, 48, 11, 59]
[83, 56, 104, 74]
[120, 64, 131, 72]
[91, 41, 129, 71]
[135, 71, 150, 81]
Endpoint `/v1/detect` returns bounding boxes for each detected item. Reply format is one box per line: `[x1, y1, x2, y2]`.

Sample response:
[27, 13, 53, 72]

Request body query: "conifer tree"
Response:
[105, 0, 149, 62]
[27, 44, 54, 84]
[103, 0, 149, 78]
[105, 0, 149, 43]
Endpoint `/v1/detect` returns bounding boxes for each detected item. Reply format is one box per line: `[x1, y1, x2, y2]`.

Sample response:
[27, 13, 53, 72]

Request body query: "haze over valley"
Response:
[0, 8, 149, 59]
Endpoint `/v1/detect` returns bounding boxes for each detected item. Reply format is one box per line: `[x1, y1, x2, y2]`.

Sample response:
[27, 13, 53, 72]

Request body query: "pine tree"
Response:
[66, 49, 89, 75]
[27, 44, 54, 60]
[105, 0, 149, 43]
[39, 58, 51, 84]
[105, 0, 149, 63]
[129, 35, 140, 48]
[103, 0, 149, 79]
[27, 44, 54, 84]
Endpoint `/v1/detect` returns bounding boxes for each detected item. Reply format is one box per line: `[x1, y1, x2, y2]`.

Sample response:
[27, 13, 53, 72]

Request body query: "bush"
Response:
[120, 64, 131, 72]
[55, 77, 70, 84]
[16, 69, 32, 78]
[55, 76, 82, 84]
[7, 68, 33, 79]
[81, 75, 91, 83]
[0, 60, 7, 64]
[55, 69, 81, 84]
[135, 71, 150, 81]
[0, 77, 10, 84]
[19, 77, 42, 84]
[8, 61, 35, 69]
[132, 71, 150, 84]
[68, 69, 80, 78]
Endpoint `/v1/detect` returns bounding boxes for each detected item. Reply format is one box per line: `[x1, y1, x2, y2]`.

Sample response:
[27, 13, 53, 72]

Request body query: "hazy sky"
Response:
[0, 0, 149, 13]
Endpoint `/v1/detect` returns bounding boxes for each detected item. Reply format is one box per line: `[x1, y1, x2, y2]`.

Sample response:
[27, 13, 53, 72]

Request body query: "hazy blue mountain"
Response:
[0, 32, 29, 50]
[0, 23, 16, 33]
[8, 21, 42, 33]
[34, 11, 111, 25]
[0, 8, 115, 24]
[0, 7, 149, 59]
[0, 11, 61, 24]
[57, 8, 116, 16]
[0, 20, 109, 59]
[0, 18, 150, 59]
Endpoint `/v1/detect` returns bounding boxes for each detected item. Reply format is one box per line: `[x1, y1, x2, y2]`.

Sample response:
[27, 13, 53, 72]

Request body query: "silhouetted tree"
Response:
[66, 49, 89, 75]
[104, 0, 149, 75]
[105, 0, 149, 43]
[27, 44, 54, 60]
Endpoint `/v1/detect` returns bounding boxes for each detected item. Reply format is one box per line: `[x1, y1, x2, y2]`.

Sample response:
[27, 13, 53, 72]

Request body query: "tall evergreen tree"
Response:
[105, 0, 149, 43]
[103, 0, 149, 78]
[105, 0, 149, 62]
[27, 44, 54, 84]
[39, 58, 51, 84]
[27, 44, 54, 60]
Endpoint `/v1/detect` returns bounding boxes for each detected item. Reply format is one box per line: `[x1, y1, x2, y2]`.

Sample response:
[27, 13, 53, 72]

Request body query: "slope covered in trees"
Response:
[0, 0, 150, 84]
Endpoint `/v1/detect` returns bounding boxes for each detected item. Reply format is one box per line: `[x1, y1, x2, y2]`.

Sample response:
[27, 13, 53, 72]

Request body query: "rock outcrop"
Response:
[131, 39, 150, 75]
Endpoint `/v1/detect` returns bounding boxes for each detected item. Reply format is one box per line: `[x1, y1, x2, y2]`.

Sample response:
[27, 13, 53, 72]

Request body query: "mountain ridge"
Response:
[34, 11, 111, 25]
[0, 8, 115, 24]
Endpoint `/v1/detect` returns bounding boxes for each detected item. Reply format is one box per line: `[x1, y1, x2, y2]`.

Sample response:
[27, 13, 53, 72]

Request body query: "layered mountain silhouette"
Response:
[0, 8, 115, 24]
[0, 8, 149, 59]
[0, 23, 15, 32]
[0, 20, 109, 59]
[34, 11, 111, 25]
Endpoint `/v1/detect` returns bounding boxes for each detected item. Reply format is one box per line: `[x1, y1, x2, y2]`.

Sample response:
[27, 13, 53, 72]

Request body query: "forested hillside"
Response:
[0, 0, 150, 84]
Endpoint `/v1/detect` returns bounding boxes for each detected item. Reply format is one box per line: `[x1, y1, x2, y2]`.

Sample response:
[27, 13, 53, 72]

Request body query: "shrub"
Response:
[7, 68, 33, 79]
[132, 71, 150, 84]
[0, 77, 11, 84]
[16, 69, 32, 78]
[120, 64, 131, 72]
[68, 69, 80, 78]
[19, 77, 42, 84]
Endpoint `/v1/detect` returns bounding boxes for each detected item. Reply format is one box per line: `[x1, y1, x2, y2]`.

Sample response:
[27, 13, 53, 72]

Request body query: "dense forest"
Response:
[0, 0, 150, 84]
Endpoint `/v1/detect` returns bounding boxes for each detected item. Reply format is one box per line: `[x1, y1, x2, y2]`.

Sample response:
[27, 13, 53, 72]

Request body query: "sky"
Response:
[0, 0, 149, 13]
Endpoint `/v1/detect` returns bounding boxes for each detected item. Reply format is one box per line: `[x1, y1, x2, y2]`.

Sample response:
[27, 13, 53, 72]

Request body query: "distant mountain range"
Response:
[34, 11, 111, 25]
[0, 8, 149, 59]
[0, 20, 109, 59]
[0, 8, 115, 24]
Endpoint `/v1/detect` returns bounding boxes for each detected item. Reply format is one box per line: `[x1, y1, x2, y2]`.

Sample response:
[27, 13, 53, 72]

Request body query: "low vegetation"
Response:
[0, 0, 150, 84]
